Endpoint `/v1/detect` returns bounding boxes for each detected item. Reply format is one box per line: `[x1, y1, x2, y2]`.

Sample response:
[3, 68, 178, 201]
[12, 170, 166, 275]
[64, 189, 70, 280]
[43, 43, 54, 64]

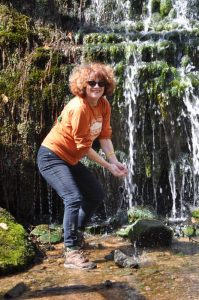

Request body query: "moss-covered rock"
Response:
[128, 219, 173, 247]
[0, 4, 35, 47]
[116, 224, 134, 237]
[83, 33, 124, 45]
[30, 224, 63, 244]
[127, 206, 157, 224]
[182, 226, 196, 237]
[0, 208, 35, 275]
[191, 209, 199, 219]
[83, 43, 125, 64]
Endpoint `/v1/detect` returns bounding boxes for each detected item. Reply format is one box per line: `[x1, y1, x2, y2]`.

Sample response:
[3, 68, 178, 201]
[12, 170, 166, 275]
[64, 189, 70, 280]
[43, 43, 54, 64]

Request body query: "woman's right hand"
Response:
[108, 163, 128, 177]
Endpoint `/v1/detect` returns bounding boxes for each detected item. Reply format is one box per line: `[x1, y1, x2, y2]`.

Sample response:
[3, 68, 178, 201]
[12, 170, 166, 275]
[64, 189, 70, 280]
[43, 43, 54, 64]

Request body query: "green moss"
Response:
[187, 72, 199, 89]
[81, 156, 101, 169]
[30, 224, 63, 244]
[157, 92, 168, 119]
[192, 210, 199, 219]
[160, 0, 172, 17]
[139, 61, 186, 122]
[84, 33, 123, 45]
[170, 79, 188, 97]
[145, 155, 152, 178]
[0, 4, 35, 49]
[112, 62, 125, 109]
[182, 226, 196, 237]
[28, 69, 45, 84]
[127, 206, 157, 224]
[83, 43, 125, 64]
[0, 208, 35, 274]
[125, 43, 138, 62]
[139, 60, 169, 82]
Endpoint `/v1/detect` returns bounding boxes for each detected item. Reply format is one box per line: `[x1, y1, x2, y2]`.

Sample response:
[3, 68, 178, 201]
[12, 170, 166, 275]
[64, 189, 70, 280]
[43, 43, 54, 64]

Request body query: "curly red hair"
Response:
[69, 62, 116, 97]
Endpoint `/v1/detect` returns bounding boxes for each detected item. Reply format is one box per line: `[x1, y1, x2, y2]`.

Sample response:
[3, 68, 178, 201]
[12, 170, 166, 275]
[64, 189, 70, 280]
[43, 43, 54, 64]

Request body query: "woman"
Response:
[37, 62, 128, 270]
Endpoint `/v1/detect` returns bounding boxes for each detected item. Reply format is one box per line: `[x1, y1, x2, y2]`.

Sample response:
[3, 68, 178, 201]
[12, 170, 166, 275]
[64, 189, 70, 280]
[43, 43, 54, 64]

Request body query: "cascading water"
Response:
[183, 84, 199, 207]
[144, 0, 152, 32]
[127, 1, 199, 219]
[172, 0, 191, 29]
[123, 55, 140, 208]
[85, 0, 131, 28]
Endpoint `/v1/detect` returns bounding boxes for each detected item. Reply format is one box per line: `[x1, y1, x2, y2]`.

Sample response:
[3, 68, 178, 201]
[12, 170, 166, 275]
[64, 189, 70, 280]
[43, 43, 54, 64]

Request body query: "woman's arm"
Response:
[86, 139, 128, 177]
[99, 139, 128, 173]
[99, 138, 118, 163]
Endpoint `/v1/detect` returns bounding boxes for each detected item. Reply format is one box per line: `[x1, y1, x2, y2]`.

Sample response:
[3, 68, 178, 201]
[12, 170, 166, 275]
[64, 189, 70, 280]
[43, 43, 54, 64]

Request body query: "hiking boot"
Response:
[64, 248, 96, 270]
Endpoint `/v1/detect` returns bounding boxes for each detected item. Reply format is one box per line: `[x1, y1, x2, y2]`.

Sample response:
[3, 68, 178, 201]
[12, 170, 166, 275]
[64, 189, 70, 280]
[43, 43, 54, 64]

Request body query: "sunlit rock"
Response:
[30, 224, 63, 244]
[0, 208, 35, 275]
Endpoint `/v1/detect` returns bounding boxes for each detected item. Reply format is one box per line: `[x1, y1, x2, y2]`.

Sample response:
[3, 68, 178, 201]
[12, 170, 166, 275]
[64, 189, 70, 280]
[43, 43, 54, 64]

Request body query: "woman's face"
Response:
[85, 73, 106, 104]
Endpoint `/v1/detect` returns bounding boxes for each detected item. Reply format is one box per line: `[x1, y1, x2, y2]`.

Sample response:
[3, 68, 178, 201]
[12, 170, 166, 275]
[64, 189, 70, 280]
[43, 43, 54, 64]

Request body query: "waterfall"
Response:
[144, 0, 152, 32]
[85, 0, 131, 28]
[168, 162, 177, 218]
[172, 0, 190, 28]
[183, 84, 199, 207]
[124, 46, 142, 207]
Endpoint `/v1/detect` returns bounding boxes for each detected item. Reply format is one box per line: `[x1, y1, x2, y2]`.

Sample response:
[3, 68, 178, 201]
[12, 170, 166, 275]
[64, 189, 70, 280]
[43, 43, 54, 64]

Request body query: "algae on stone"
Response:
[0, 208, 35, 275]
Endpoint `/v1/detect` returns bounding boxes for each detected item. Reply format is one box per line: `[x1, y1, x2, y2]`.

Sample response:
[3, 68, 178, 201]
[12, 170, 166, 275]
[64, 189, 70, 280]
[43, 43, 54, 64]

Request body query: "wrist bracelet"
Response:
[107, 151, 115, 158]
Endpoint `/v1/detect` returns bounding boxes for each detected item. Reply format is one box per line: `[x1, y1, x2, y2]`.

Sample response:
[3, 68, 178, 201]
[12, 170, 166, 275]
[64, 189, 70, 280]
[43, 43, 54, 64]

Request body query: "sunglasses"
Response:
[87, 80, 106, 87]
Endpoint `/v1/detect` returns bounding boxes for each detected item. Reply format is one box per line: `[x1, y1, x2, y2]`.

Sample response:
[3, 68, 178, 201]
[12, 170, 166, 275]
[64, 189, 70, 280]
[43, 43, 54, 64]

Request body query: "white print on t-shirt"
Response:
[90, 119, 102, 139]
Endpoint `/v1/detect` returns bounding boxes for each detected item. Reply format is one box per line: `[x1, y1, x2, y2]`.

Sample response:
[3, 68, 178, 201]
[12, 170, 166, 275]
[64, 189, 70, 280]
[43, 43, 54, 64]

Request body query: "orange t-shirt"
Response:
[42, 96, 112, 165]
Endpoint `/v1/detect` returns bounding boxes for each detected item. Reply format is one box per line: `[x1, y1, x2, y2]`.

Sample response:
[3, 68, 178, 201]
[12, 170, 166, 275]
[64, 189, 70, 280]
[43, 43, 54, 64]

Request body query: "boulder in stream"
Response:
[128, 219, 173, 247]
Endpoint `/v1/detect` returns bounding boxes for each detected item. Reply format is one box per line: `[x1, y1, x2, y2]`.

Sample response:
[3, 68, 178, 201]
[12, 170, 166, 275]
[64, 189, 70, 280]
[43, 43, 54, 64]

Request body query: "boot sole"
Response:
[64, 263, 96, 270]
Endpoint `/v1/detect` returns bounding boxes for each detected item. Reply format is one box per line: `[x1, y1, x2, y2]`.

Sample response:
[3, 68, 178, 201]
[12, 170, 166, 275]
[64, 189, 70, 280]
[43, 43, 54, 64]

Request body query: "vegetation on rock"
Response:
[0, 208, 35, 275]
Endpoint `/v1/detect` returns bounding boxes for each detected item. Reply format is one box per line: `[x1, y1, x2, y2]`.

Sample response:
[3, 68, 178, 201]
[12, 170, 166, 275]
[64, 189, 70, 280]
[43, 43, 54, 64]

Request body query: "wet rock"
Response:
[4, 282, 28, 299]
[114, 249, 139, 268]
[104, 250, 114, 261]
[85, 224, 108, 234]
[128, 219, 173, 247]
[116, 224, 134, 238]
[103, 280, 113, 287]
[109, 208, 128, 228]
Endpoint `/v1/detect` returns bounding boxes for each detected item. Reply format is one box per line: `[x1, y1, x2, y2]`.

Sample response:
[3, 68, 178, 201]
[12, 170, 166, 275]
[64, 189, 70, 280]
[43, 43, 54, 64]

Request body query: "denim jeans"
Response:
[37, 146, 105, 247]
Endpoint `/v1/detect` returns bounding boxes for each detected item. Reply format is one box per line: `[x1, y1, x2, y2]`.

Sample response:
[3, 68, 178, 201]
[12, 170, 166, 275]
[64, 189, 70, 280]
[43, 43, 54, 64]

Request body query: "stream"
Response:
[1, 234, 199, 300]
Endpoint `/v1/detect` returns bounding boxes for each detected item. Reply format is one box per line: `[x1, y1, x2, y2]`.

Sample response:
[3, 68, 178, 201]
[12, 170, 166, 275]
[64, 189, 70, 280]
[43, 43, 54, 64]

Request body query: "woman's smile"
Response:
[85, 77, 105, 105]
